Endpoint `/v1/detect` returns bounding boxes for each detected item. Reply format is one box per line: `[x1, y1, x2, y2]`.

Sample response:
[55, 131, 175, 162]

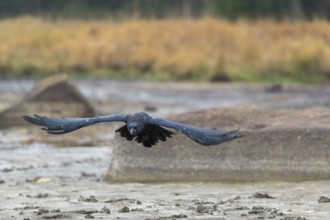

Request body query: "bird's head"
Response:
[127, 121, 143, 136]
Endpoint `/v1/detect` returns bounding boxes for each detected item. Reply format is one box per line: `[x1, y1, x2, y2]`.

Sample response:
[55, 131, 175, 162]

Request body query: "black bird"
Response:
[23, 112, 242, 148]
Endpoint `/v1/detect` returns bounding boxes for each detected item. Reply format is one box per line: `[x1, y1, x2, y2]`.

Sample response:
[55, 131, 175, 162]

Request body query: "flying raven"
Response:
[23, 112, 242, 148]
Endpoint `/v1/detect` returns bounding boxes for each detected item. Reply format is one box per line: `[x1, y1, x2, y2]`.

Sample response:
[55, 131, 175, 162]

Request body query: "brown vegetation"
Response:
[1, 16, 330, 82]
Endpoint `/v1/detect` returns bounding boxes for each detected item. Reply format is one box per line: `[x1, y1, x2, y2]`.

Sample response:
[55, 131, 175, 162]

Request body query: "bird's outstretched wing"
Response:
[23, 114, 128, 134]
[148, 117, 243, 146]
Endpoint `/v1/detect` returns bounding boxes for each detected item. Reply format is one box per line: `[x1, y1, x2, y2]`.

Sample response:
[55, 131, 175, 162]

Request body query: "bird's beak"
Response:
[129, 127, 137, 136]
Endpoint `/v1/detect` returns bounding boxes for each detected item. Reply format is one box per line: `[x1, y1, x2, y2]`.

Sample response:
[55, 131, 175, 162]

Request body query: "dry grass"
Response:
[1, 16, 330, 82]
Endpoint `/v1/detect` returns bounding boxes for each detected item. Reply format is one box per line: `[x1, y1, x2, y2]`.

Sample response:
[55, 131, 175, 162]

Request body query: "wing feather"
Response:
[148, 117, 242, 146]
[23, 114, 128, 134]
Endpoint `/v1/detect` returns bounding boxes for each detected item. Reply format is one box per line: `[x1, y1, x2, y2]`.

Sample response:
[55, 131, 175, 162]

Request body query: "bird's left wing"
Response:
[148, 117, 243, 146]
[23, 114, 128, 134]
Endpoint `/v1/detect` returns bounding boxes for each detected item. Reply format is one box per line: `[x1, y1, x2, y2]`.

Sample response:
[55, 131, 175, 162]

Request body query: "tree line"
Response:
[0, 0, 329, 20]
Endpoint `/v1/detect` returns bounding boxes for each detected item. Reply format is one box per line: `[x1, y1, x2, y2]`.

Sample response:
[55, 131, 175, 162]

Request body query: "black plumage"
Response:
[23, 112, 242, 148]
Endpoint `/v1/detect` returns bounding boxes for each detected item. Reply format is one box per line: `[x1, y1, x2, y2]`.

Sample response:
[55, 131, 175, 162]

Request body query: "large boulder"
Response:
[0, 74, 95, 127]
[106, 107, 330, 182]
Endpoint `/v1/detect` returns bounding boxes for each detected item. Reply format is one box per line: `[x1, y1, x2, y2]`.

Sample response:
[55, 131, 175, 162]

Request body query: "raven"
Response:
[23, 112, 242, 148]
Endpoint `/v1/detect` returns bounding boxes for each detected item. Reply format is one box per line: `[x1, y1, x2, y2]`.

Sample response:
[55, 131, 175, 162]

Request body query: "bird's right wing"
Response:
[23, 114, 128, 134]
[148, 117, 243, 146]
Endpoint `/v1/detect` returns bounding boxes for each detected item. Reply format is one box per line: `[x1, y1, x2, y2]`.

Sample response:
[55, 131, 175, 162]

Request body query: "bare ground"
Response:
[0, 80, 330, 219]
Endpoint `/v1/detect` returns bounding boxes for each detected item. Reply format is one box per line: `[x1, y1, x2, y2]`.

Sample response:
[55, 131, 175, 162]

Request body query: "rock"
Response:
[84, 214, 94, 219]
[36, 208, 49, 215]
[119, 206, 130, 213]
[264, 84, 283, 93]
[318, 196, 330, 203]
[170, 214, 188, 218]
[100, 206, 111, 214]
[253, 192, 274, 199]
[42, 214, 65, 219]
[106, 107, 330, 182]
[74, 209, 98, 214]
[0, 74, 95, 127]
[196, 204, 209, 213]
[79, 195, 98, 203]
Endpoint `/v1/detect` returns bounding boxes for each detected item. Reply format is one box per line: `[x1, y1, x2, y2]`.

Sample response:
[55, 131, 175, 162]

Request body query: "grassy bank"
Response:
[1, 17, 330, 83]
